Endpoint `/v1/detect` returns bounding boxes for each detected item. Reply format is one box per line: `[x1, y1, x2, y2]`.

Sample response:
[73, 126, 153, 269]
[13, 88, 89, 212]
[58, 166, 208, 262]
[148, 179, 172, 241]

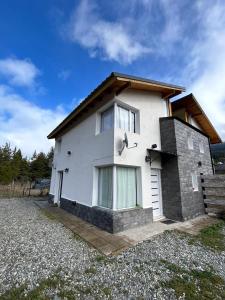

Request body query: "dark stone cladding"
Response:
[60, 197, 153, 233]
[48, 194, 54, 204]
[160, 117, 213, 221]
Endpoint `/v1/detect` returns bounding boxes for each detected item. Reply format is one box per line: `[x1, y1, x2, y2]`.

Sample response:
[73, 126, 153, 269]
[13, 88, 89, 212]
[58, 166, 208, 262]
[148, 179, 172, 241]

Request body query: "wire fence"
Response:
[0, 182, 49, 198]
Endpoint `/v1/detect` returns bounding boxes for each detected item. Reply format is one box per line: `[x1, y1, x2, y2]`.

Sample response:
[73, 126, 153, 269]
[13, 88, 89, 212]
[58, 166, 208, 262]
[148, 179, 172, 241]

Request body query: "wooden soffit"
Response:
[171, 94, 222, 144]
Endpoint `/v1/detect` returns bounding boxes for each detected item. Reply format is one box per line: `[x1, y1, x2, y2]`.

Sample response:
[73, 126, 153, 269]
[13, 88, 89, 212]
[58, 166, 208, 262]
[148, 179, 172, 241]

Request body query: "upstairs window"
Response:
[101, 107, 114, 132]
[117, 106, 136, 133]
[56, 138, 62, 153]
[188, 135, 194, 150]
[100, 104, 137, 134]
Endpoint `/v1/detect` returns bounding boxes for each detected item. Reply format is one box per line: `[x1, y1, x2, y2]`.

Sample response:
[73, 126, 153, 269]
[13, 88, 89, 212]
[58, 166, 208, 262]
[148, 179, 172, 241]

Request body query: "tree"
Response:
[30, 152, 50, 180]
[0, 143, 13, 184]
[0, 143, 54, 184]
[11, 148, 23, 181]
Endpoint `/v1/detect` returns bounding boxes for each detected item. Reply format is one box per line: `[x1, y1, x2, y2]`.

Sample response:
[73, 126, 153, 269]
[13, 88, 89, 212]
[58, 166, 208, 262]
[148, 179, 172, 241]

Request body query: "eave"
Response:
[48, 72, 185, 139]
[171, 93, 222, 144]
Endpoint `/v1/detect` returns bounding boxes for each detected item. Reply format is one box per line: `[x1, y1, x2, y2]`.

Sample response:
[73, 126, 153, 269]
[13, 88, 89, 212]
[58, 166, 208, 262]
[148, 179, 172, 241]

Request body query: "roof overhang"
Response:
[171, 94, 222, 144]
[48, 72, 185, 139]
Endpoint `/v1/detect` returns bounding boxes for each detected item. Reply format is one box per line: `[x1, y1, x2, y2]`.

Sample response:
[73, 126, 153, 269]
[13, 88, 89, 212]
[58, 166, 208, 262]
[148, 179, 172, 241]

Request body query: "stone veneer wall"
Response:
[160, 117, 213, 221]
[60, 197, 153, 233]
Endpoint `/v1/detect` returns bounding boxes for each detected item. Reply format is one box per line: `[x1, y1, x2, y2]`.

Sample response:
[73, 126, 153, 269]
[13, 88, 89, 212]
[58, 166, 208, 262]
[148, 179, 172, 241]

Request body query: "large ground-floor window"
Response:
[98, 166, 137, 210]
[98, 167, 113, 209]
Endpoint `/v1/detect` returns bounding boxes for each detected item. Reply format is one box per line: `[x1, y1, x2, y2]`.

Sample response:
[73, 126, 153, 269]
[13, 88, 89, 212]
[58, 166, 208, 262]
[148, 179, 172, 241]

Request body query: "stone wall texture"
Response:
[160, 117, 213, 221]
[60, 197, 153, 233]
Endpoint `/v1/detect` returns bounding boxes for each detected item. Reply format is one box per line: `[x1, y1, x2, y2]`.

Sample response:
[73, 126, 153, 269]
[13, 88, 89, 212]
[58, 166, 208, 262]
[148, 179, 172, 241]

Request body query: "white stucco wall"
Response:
[50, 108, 114, 206]
[50, 88, 169, 210]
[114, 89, 168, 208]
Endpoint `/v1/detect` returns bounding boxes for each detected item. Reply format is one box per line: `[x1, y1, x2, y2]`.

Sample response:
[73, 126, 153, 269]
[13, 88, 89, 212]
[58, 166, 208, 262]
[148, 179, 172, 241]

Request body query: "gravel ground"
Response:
[0, 198, 225, 299]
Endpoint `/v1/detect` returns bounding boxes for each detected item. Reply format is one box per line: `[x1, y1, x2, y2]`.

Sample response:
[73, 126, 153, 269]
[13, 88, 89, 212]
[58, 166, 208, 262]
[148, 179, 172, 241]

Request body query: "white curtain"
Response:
[117, 167, 137, 209]
[98, 167, 113, 208]
[117, 106, 129, 131]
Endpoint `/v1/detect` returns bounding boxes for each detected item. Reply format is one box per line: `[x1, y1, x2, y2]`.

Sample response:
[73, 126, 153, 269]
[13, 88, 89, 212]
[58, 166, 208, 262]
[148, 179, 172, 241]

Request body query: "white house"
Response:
[48, 73, 221, 233]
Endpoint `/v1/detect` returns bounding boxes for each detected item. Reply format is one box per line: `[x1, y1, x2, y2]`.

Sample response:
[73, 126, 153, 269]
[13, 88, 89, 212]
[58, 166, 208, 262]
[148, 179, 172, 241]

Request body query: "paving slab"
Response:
[34, 200, 135, 256]
[116, 215, 221, 242]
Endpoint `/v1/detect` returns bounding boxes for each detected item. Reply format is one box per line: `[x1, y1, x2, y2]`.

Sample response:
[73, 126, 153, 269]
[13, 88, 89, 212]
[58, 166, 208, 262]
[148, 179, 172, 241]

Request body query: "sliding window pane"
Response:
[101, 107, 113, 132]
[98, 167, 113, 208]
[117, 167, 137, 209]
[117, 106, 129, 131]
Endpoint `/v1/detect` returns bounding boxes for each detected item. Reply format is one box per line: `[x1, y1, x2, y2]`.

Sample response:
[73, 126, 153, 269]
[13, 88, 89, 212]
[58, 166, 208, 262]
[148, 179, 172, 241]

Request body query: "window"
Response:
[56, 138, 62, 153]
[188, 135, 194, 150]
[117, 106, 136, 133]
[191, 173, 199, 191]
[98, 167, 113, 208]
[98, 166, 137, 210]
[199, 141, 204, 153]
[101, 107, 113, 132]
[117, 167, 137, 209]
[100, 105, 136, 133]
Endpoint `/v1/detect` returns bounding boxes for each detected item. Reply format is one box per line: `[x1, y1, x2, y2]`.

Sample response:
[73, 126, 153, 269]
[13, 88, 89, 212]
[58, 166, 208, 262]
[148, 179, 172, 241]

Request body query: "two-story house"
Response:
[48, 73, 221, 233]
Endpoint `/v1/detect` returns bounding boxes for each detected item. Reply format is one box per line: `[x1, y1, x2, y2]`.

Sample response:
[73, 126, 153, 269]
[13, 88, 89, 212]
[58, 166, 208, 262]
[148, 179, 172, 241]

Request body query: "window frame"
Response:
[116, 105, 136, 133]
[97, 165, 138, 210]
[56, 138, 62, 154]
[98, 166, 113, 209]
[100, 106, 114, 133]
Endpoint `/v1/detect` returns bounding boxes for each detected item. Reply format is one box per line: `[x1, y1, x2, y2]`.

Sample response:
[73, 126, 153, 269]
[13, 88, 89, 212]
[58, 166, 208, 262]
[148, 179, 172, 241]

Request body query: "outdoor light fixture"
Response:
[67, 150, 72, 155]
[198, 161, 202, 167]
[151, 144, 157, 149]
[64, 168, 69, 173]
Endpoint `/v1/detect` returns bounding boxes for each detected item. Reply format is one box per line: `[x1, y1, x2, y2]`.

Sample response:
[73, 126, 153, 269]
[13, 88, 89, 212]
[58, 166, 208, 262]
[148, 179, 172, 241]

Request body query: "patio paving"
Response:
[34, 200, 136, 256]
[34, 200, 221, 255]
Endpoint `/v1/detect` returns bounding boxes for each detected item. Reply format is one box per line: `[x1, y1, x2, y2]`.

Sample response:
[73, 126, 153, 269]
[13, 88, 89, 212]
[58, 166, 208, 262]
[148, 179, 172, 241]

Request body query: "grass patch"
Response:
[94, 254, 107, 263]
[0, 285, 27, 300]
[84, 266, 97, 275]
[0, 273, 64, 300]
[190, 220, 225, 251]
[58, 289, 77, 300]
[102, 287, 112, 296]
[42, 210, 58, 221]
[161, 259, 225, 299]
[160, 259, 184, 273]
[165, 270, 225, 299]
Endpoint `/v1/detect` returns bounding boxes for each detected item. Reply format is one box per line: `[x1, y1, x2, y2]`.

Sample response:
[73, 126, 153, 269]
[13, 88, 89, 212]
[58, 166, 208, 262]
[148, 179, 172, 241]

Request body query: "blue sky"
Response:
[0, 0, 225, 156]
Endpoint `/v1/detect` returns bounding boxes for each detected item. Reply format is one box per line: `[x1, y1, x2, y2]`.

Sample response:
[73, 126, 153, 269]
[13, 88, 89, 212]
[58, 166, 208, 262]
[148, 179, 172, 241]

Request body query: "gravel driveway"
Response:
[0, 198, 225, 299]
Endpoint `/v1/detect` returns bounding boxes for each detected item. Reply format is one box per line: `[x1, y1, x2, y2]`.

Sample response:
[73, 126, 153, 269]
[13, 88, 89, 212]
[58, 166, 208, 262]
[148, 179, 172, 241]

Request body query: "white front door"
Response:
[151, 168, 163, 219]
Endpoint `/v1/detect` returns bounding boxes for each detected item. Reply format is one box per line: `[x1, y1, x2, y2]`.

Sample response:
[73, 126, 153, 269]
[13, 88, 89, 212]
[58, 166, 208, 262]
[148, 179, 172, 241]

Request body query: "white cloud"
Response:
[185, 1, 225, 140]
[58, 69, 71, 81]
[64, 0, 189, 64]
[65, 0, 150, 64]
[0, 57, 40, 87]
[0, 85, 66, 157]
